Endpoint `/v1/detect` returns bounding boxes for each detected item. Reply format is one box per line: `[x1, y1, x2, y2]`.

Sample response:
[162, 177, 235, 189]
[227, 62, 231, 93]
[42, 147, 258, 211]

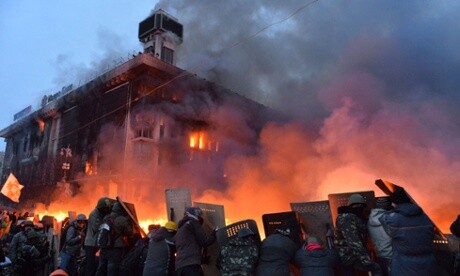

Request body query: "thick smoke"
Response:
[39, 1, 460, 233]
[148, 0, 460, 232]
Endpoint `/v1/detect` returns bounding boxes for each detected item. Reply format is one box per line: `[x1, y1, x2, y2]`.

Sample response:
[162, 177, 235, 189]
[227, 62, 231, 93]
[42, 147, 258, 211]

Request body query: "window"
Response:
[161, 46, 174, 64]
[135, 128, 153, 139]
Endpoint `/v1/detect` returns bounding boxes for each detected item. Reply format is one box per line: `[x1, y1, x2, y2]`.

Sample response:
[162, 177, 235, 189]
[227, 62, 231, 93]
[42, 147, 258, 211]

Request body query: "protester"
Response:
[218, 227, 259, 276]
[8, 220, 34, 264]
[142, 221, 177, 276]
[8, 220, 49, 275]
[367, 196, 393, 276]
[294, 235, 338, 276]
[379, 186, 438, 276]
[94, 201, 133, 276]
[84, 197, 112, 276]
[334, 193, 381, 276]
[59, 213, 87, 276]
[256, 228, 299, 276]
[174, 207, 216, 276]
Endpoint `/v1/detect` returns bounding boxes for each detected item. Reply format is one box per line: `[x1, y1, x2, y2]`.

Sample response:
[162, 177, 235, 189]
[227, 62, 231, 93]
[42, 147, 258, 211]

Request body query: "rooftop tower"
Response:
[138, 9, 183, 65]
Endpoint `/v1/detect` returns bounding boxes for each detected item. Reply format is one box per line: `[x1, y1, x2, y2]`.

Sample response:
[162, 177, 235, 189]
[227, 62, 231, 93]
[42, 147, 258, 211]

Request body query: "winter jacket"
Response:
[84, 207, 105, 247]
[62, 221, 85, 256]
[143, 227, 176, 276]
[294, 243, 338, 276]
[174, 216, 216, 271]
[335, 212, 373, 267]
[218, 236, 259, 276]
[8, 231, 28, 262]
[256, 233, 298, 276]
[103, 209, 132, 249]
[450, 214, 460, 237]
[379, 203, 438, 276]
[367, 208, 392, 259]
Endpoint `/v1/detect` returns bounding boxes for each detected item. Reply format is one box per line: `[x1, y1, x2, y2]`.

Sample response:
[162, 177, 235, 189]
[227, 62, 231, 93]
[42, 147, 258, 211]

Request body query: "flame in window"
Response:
[37, 119, 45, 132]
[189, 131, 219, 152]
[85, 161, 93, 175]
[189, 132, 205, 149]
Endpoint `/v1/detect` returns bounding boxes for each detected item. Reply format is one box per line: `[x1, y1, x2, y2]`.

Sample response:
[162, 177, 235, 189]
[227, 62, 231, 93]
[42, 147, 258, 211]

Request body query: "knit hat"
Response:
[389, 187, 411, 204]
[307, 236, 319, 244]
[375, 197, 392, 210]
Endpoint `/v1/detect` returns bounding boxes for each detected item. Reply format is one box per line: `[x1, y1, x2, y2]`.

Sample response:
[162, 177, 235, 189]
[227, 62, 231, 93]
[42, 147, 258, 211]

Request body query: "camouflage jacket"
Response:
[218, 236, 259, 276]
[334, 213, 372, 266]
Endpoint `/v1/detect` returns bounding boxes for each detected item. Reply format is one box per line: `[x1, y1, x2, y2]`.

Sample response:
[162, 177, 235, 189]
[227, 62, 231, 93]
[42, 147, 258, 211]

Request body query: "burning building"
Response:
[0, 10, 281, 211]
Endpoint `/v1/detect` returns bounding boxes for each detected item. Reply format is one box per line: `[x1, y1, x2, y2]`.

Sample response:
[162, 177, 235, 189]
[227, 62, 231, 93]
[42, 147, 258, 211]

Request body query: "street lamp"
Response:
[60, 145, 72, 181]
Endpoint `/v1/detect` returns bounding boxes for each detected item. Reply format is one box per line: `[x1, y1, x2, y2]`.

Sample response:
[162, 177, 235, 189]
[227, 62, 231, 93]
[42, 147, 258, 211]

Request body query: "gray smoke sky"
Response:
[149, 1, 460, 231]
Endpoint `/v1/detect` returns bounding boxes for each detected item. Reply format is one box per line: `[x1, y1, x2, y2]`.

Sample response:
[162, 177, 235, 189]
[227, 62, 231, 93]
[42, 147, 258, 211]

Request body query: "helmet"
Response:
[237, 228, 254, 238]
[112, 202, 124, 213]
[348, 193, 366, 206]
[96, 197, 112, 209]
[185, 207, 203, 218]
[23, 220, 34, 227]
[164, 221, 178, 232]
[76, 213, 87, 221]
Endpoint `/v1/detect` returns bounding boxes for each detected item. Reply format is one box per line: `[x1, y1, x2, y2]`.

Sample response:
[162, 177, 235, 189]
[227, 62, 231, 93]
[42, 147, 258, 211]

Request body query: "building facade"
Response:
[0, 10, 279, 208]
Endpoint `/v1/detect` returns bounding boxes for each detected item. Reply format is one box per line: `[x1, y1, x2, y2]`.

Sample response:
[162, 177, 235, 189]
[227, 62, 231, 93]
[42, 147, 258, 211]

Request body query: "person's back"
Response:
[143, 222, 177, 276]
[367, 197, 393, 275]
[84, 197, 112, 276]
[174, 207, 216, 276]
[256, 229, 298, 276]
[379, 187, 437, 276]
[218, 228, 259, 276]
[294, 236, 338, 276]
[96, 202, 132, 276]
[335, 194, 381, 275]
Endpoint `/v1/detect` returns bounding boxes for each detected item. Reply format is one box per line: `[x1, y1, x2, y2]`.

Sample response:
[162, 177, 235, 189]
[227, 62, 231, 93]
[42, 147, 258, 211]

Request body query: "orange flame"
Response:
[37, 119, 45, 132]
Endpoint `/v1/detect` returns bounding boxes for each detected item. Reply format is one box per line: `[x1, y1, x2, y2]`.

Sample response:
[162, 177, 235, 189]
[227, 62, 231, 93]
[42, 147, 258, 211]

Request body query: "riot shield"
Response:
[290, 200, 333, 244]
[165, 188, 192, 224]
[328, 190, 375, 227]
[194, 202, 225, 276]
[375, 179, 445, 240]
[262, 211, 304, 246]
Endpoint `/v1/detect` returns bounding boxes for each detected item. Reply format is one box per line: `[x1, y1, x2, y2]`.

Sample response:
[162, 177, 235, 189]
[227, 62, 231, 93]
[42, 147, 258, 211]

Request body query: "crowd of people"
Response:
[0, 189, 458, 276]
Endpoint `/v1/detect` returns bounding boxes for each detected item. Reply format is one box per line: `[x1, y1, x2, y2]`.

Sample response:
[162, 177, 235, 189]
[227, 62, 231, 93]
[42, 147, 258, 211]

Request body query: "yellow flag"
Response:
[1, 173, 24, 203]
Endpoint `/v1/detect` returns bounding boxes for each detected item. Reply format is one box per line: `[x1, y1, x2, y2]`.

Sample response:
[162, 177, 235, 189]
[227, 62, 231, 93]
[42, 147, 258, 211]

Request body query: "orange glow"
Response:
[37, 119, 45, 132]
[85, 161, 93, 175]
[189, 131, 219, 151]
[139, 218, 168, 233]
[190, 132, 206, 149]
[37, 210, 67, 222]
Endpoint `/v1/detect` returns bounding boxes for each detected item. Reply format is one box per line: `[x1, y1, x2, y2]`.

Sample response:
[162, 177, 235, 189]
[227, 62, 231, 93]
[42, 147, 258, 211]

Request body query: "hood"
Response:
[368, 208, 386, 227]
[151, 227, 174, 242]
[395, 203, 423, 217]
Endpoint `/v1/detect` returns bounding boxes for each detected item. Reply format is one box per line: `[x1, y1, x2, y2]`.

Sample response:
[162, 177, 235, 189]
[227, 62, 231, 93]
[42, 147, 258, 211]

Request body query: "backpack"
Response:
[97, 216, 116, 249]
[59, 222, 72, 252]
[119, 237, 148, 275]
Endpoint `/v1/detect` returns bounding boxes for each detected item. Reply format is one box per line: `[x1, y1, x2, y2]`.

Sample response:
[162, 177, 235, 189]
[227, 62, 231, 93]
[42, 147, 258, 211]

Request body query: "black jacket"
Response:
[174, 216, 215, 271]
[143, 227, 176, 276]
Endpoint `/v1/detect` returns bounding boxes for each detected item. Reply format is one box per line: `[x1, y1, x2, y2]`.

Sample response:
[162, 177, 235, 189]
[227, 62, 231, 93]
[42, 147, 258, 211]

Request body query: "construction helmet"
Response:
[76, 213, 87, 221]
[348, 193, 366, 206]
[164, 221, 178, 232]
